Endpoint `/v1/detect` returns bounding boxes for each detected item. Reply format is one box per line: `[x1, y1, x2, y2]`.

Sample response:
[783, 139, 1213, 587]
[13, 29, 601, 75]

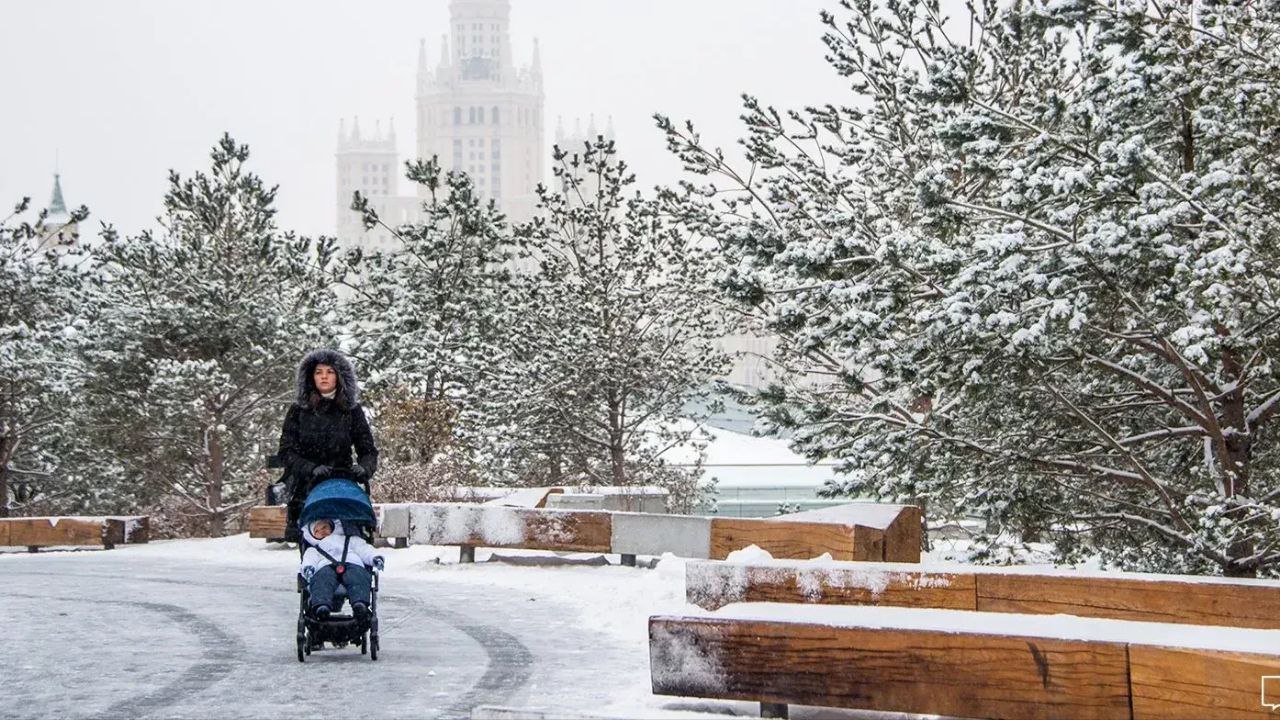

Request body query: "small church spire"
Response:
[48, 174, 68, 216]
[532, 37, 542, 74]
[440, 33, 449, 66]
[418, 37, 428, 73]
[352, 116, 362, 142]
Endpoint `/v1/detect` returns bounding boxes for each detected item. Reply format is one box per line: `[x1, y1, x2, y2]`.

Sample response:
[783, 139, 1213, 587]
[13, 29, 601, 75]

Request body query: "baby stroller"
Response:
[296, 478, 381, 662]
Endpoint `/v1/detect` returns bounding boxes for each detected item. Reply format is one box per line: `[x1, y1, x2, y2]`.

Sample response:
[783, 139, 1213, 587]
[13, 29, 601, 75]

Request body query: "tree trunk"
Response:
[207, 424, 225, 537]
[607, 396, 626, 485]
[0, 435, 13, 519]
[1220, 344, 1254, 577]
[548, 450, 563, 484]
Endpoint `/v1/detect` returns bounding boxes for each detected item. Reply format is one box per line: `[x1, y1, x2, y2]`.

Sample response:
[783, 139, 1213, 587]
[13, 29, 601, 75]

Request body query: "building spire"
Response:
[352, 116, 362, 142]
[418, 37, 428, 72]
[532, 37, 542, 74]
[440, 33, 449, 65]
[49, 174, 68, 216]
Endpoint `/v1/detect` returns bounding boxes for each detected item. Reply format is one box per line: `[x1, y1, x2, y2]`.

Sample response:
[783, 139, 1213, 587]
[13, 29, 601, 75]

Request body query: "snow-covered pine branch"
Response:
[660, 0, 1280, 576]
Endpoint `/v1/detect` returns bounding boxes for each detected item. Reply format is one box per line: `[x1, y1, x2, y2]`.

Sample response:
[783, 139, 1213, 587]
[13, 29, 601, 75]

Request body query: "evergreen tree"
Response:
[81, 134, 339, 534]
[0, 197, 89, 516]
[660, 1, 1280, 575]
[347, 159, 522, 466]
[498, 139, 729, 493]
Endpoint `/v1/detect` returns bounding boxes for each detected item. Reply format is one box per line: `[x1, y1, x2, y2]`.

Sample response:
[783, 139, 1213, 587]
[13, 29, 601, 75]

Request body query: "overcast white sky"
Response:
[3, 1, 857, 240]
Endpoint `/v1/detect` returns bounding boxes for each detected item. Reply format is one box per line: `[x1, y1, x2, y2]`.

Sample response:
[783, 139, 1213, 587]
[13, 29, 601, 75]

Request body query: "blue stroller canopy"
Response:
[300, 478, 376, 528]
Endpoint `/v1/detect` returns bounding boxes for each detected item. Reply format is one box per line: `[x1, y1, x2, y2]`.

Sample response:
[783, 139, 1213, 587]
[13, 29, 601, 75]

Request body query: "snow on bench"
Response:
[649, 602, 1280, 719]
[686, 558, 1280, 629]
[1, 515, 149, 551]
[247, 501, 923, 566]
[481, 486, 564, 508]
[248, 504, 411, 546]
[408, 503, 613, 558]
[742, 502, 921, 562]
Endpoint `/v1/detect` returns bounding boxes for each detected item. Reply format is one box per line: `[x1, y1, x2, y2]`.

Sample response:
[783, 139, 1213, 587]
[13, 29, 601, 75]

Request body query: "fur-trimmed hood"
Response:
[295, 348, 361, 408]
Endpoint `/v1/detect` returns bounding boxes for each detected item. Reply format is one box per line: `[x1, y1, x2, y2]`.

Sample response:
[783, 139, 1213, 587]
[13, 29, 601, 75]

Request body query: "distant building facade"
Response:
[336, 0, 545, 248]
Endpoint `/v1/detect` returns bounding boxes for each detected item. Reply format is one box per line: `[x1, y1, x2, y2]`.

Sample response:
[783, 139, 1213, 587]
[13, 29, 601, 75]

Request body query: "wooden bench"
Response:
[650, 603, 1280, 719]
[1, 515, 149, 552]
[685, 559, 1280, 629]
[248, 504, 412, 547]
[248, 502, 922, 566]
[724, 503, 921, 562]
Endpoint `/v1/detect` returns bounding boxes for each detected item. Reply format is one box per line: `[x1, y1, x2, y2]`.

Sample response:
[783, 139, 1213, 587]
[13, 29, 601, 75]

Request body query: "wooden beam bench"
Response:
[650, 603, 1280, 719]
[1, 515, 149, 552]
[716, 502, 921, 562]
[249, 501, 923, 566]
[248, 504, 412, 547]
[408, 503, 613, 561]
[685, 559, 1280, 629]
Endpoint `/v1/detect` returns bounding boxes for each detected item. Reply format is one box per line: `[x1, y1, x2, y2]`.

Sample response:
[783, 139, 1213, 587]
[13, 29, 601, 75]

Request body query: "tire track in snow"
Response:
[10, 567, 535, 716]
[390, 592, 536, 718]
[9, 591, 242, 719]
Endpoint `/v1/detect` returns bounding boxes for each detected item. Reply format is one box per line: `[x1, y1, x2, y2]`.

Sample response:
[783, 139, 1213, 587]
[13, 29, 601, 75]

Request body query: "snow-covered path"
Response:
[0, 537, 662, 719]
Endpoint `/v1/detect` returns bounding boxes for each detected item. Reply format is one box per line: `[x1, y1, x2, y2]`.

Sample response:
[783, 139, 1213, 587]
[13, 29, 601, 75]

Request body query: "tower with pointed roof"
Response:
[44, 174, 78, 248]
[335, 117, 416, 251]
[336, 0, 545, 248]
[417, 0, 544, 222]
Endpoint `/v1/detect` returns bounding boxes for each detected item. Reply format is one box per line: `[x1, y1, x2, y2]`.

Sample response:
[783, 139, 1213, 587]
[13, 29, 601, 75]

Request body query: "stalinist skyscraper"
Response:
[336, 0, 545, 248]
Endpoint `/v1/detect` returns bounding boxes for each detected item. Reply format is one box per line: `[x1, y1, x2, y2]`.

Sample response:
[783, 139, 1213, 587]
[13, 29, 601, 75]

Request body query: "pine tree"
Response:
[0, 197, 90, 516]
[81, 134, 339, 535]
[497, 139, 729, 494]
[346, 158, 522, 466]
[660, 1, 1280, 575]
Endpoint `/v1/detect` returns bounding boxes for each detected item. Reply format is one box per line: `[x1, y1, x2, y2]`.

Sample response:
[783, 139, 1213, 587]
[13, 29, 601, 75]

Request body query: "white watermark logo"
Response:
[1262, 676, 1280, 711]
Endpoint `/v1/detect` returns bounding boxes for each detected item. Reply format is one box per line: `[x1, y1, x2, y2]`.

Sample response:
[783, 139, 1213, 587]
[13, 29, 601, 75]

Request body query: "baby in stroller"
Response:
[300, 518, 384, 621]
[295, 477, 384, 661]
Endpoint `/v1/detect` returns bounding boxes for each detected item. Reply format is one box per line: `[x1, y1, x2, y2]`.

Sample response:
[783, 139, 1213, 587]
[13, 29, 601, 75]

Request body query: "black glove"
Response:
[266, 482, 286, 505]
[350, 464, 369, 481]
[311, 465, 333, 479]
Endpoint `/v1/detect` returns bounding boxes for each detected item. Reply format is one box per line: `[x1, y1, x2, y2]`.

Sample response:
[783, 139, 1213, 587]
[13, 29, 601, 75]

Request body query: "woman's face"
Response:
[313, 364, 338, 395]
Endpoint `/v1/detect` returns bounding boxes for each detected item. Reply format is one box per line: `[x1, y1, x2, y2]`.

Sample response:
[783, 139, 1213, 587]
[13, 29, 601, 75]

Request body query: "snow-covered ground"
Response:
[678, 423, 839, 489]
[2, 535, 928, 719]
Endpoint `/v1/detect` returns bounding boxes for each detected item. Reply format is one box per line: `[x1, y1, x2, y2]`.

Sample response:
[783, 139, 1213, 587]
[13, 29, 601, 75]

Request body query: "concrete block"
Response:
[545, 494, 607, 511]
[378, 503, 411, 538]
[610, 512, 711, 559]
[546, 491, 669, 514]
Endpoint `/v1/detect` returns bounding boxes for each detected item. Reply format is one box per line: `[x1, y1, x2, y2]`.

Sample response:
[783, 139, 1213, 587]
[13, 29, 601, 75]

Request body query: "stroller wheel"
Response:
[296, 631, 306, 663]
[361, 632, 368, 655]
[370, 633, 379, 661]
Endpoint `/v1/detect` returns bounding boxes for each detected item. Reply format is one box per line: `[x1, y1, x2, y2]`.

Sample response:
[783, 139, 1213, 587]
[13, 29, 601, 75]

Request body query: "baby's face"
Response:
[312, 521, 333, 539]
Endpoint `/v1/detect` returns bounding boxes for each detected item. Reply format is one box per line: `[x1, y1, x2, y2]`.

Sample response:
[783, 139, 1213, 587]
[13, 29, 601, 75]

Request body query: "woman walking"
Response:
[277, 348, 379, 541]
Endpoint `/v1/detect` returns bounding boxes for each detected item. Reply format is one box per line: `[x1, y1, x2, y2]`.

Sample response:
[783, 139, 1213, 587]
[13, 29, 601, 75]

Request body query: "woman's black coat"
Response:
[277, 349, 379, 503]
